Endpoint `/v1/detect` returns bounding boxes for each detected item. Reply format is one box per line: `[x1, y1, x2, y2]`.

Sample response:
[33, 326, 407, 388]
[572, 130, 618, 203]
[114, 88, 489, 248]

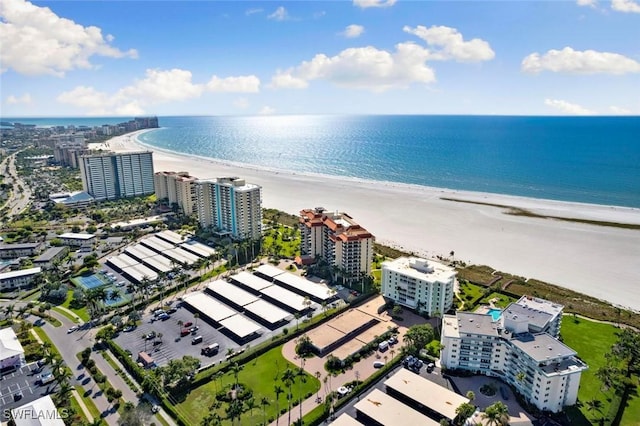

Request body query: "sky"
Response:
[1, 0, 639, 117]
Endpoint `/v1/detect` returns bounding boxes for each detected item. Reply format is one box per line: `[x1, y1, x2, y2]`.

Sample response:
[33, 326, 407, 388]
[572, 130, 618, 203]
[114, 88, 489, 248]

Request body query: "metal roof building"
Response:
[273, 272, 334, 302]
[229, 271, 273, 293]
[353, 389, 438, 426]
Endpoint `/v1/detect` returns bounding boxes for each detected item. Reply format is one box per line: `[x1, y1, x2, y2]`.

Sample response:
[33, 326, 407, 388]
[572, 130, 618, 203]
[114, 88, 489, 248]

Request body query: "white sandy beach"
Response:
[91, 130, 640, 311]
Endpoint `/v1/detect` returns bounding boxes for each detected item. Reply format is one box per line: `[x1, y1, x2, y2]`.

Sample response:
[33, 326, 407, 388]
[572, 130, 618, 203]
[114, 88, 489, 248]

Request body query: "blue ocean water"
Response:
[4, 115, 640, 208]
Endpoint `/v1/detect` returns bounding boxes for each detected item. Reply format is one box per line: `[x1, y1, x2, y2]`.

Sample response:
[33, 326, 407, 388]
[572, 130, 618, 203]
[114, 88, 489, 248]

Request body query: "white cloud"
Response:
[233, 98, 250, 109]
[268, 6, 289, 21]
[353, 0, 397, 8]
[206, 75, 260, 93]
[245, 8, 263, 16]
[544, 98, 595, 115]
[0, 0, 137, 76]
[403, 25, 495, 62]
[57, 68, 260, 115]
[259, 106, 276, 115]
[522, 47, 640, 74]
[270, 42, 435, 92]
[612, 0, 640, 13]
[609, 105, 632, 114]
[341, 24, 365, 38]
[6, 93, 32, 105]
[576, 0, 597, 7]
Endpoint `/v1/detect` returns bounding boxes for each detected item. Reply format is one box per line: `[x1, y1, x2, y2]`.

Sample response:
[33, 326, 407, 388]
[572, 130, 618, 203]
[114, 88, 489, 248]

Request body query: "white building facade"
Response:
[440, 297, 587, 413]
[196, 177, 262, 240]
[0, 267, 42, 291]
[0, 327, 26, 370]
[154, 171, 198, 216]
[381, 257, 455, 316]
[80, 151, 154, 200]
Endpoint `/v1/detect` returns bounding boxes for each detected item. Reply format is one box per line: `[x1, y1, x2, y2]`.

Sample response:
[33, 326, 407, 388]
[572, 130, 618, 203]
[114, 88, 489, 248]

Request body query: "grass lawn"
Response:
[479, 292, 516, 308]
[61, 290, 90, 322]
[74, 385, 102, 420]
[458, 281, 485, 309]
[261, 224, 300, 258]
[560, 317, 640, 425]
[176, 346, 320, 425]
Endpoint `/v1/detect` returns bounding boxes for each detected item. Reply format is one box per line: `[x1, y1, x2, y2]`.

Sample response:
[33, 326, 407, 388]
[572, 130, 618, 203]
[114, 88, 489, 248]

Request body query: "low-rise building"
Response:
[33, 246, 69, 270]
[58, 233, 96, 249]
[381, 257, 455, 316]
[0, 243, 43, 259]
[0, 267, 42, 291]
[0, 327, 25, 370]
[440, 296, 587, 413]
[11, 395, 65, 426]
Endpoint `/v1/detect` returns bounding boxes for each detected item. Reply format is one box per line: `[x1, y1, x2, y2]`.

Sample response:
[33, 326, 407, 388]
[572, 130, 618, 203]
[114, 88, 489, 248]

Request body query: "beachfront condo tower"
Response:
[381, 257, 455, 316]
[154, 171, 198, 216]
[79, 151, 154, 201]
[195, 177, 262, 240]
[299, 208, 374, 282]
[440, 296, 587, 413]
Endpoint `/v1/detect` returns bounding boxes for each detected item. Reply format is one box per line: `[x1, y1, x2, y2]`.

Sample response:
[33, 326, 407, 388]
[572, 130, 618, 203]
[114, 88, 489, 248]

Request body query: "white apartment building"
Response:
[0, 267, 42, 291]
[0, 327, 25, 370]
[154, 171, 198, 215]
[381, 257, 455, 316]
[299, 208, 374, 281]
[79, 151, 154, 200]
[440, 296, 587, 413]
[196, 177, 262, 240]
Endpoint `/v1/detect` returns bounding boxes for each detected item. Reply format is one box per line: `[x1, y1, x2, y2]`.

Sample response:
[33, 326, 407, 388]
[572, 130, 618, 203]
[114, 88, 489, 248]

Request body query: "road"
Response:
[0, 151, 33, 224]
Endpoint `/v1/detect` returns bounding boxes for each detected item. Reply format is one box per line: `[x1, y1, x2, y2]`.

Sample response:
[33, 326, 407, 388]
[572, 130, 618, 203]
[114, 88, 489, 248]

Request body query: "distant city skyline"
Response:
[1, 0, 639, 116]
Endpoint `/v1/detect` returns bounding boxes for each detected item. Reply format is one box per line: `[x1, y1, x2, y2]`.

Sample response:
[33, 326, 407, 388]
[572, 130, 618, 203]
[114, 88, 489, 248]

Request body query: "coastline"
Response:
[90, 130, 640, 311]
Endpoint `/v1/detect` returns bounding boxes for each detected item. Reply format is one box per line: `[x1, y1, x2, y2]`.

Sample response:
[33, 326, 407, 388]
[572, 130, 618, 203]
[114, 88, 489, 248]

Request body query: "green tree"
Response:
[482, 401, 509, 426]
[402, 323, 434, 353]
[274, 385, 284, 426]
[455, 402, 476, 425]
[282, 368, 296, 426]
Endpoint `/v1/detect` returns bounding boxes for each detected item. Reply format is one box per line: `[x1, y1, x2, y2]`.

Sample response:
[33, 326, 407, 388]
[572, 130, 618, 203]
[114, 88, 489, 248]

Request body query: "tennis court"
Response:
[71, 272, 111, 290]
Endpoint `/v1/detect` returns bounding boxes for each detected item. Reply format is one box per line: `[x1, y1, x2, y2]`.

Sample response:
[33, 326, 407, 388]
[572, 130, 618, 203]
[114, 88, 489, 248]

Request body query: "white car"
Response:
[67, 326, 79, 333]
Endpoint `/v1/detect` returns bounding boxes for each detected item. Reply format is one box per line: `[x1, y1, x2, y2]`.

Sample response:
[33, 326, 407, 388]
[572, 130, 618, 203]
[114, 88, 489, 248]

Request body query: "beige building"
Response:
[381, 257, 455, 316]
[196, 177, 262, 240]
[154, 171, 198, 216]
[299, 208, 374, 281]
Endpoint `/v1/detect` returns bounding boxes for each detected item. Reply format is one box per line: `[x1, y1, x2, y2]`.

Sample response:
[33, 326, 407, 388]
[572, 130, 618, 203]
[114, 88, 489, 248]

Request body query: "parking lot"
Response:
[0, 362, 54, 421]
[114, 301, 242, 368]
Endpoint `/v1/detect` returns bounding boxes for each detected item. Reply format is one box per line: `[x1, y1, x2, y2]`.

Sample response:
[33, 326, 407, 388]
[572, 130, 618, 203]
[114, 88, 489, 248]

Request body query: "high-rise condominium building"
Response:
[440, 296, 586, 413]
[154, 171, 198, 216]
[299, 208, 374, 280]
[381, 257, 455, 316]
[79, 151, 154, 201]
[196, 177, 262, 240]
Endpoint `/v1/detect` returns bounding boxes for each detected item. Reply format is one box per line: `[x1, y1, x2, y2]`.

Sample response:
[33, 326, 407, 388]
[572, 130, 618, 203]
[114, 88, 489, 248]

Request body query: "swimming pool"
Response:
[487, 308, 502, 321]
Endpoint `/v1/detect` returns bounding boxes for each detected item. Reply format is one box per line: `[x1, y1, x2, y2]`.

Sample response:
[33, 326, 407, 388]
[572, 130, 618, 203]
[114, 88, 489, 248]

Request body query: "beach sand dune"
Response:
[91, 131, 640, 311]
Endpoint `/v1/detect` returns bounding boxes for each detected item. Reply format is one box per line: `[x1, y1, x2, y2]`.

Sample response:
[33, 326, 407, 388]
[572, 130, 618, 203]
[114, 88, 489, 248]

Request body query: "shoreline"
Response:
[89, 131, 640, 311]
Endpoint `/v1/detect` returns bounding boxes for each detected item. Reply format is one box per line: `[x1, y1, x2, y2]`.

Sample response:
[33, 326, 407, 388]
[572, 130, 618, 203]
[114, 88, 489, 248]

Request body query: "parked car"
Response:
[184, 321, 193, 327]
[191, 335, 203, 344]
[388, 335, 398, 345]
[14, 391, 23, 401]
[180, 329, 191, 337]
[373, 361, 385, 369]
[38, 372, 55, 385]
[145, 332, 156, 340]
[123, 325, 135, 332]
[67, 326, 78, 333]
[426, 362, 435, 373]
[189, 326, 199, 334]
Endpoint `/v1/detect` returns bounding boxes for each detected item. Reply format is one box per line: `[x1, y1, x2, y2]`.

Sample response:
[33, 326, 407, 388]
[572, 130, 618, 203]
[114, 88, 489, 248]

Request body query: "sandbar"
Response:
[90, 130, 640, 311]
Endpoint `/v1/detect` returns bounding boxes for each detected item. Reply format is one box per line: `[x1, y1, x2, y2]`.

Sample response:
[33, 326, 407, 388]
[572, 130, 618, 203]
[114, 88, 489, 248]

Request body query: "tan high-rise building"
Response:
[154, 171, 197, 216]
[196, 177, 262, 240]
[299, 208, 374, 281]
[79, 151, 154, 201]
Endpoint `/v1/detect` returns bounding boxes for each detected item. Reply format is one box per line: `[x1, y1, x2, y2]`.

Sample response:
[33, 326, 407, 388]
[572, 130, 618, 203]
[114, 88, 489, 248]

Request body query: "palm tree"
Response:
[177, 319, 184, 334]
[194, 312, 200, 327]
[466, 390, 475, 402]
[260, 396, 269, 426]
[53, 381, 74, 405]
[282, 368, 296, 426]
[230, 362, 243, 389]
[17, 304, 29, 319]
[245, 397, 256, 423]
[586, 398, 603, 414]
[4, 304, 15, 319]
[296, 366, 307, 423]
[482, 401, 509, 426]
[274, 385, 284, 426]
[456, 402, 476, 425]
[315, 371, 322, 401]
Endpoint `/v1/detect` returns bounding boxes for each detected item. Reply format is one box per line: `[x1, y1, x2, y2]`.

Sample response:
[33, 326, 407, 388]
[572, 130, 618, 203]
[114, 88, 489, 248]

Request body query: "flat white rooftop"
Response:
[354, 389, 439, 426]
[122, 263, 158, 283]
[329, 414, 363, 426]
[110, 215, 164, 229]
[156, 230, 187, 245]
[180, 240, 217, 258]
[107, 254, 140, 271]
[207, 280, 259, 306]
[230, 271, 273, 292]
[163, 248, 196, 266]
[243, 299, 291, 325]
[141, 255, 173, 273]
[183, 291, 236, 322]
[219, 314, 262, 340]
[11, 395, 65, 426]
[59, 232, 95, 240]
[382, 257, 456, 283]
[260, 285, 308, 312]
[274, 271, 333, 301]
[0, 267, 41, 280]
[255, 264, 286, 279]
[141, 236, 175, 252]
[384, 368, 469, 421]
[171, 246, 200, 263]
[125, 244, 158, 260]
